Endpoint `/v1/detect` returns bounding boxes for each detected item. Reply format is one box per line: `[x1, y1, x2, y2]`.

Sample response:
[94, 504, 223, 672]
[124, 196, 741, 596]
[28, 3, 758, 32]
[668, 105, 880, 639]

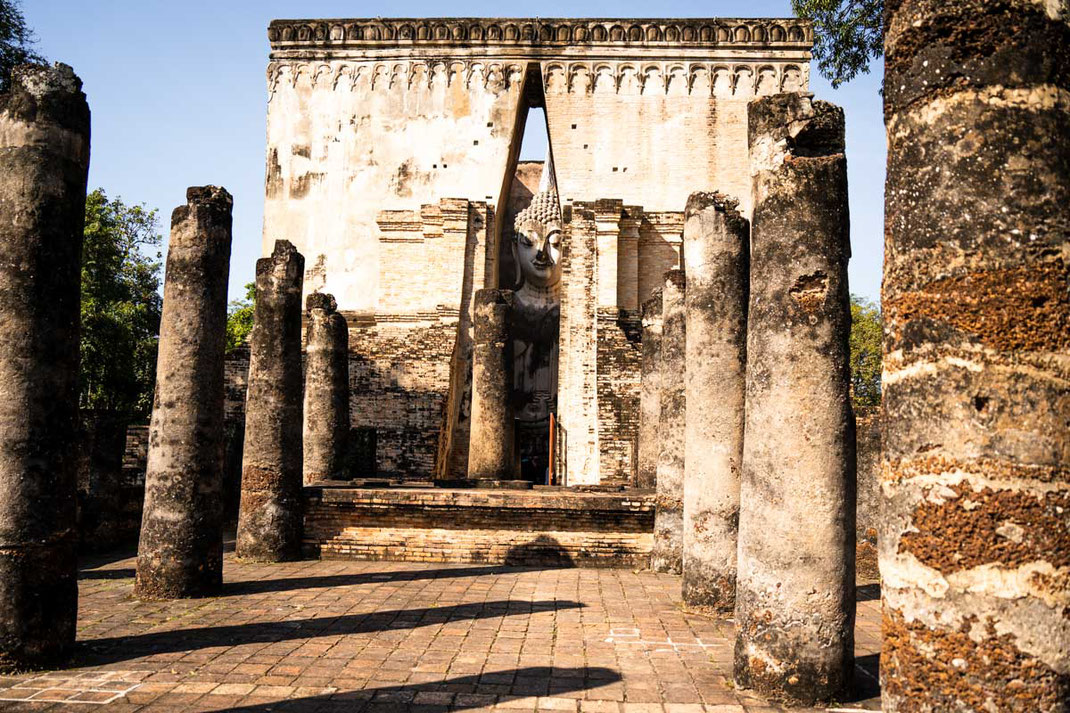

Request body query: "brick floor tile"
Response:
[61, 551, 882, 712]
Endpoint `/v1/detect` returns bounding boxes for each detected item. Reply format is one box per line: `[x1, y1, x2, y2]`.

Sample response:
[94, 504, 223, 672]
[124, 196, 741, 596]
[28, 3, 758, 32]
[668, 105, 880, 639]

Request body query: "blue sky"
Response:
[25, 0, 885, 304]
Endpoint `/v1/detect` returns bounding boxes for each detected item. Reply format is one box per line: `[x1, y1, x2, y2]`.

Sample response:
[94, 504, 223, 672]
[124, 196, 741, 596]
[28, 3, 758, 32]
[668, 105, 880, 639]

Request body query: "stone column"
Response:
[734, 94, 855, 705]
[236, 240, 305, 562]
[467, 289, 514, 479]
[880, 3, 1070, 711]
[682, 192, 748, 611]
[303, 292, 350, 484]
[0, 64, 89, 671]
[135, 187, 232, 599]
[637, 289, 663, 489]
[651, 269, 685, 574]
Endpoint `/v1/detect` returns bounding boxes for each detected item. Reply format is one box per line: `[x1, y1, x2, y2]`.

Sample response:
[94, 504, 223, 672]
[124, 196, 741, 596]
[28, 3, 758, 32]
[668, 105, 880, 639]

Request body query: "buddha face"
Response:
[515, 219, 562, 289]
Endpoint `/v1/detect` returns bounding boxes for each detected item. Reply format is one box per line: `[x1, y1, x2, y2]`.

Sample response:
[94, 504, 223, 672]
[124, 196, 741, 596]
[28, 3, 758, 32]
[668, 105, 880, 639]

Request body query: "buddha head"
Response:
[513, 188, 563, 290]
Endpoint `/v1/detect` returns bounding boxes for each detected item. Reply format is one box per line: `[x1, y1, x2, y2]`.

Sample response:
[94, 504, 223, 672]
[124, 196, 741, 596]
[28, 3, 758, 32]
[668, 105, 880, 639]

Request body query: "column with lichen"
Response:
[880, 2, 1070, 710]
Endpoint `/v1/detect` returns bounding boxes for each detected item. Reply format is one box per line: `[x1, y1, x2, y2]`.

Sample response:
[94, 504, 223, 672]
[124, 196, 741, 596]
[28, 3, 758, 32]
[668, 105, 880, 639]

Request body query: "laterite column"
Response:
[0, 63, 89, 671]
[303, 292, 350, 484]
[236, 240, 305, 562]
[651, 269, 685, 574]
[467, 288, 514, 479]
[135, 186, 232, 599]
[681, 192, 748, 611]
[637, 289, 663, 490]
[881, 3, 1070, 710]
[735, 93, 855, 704]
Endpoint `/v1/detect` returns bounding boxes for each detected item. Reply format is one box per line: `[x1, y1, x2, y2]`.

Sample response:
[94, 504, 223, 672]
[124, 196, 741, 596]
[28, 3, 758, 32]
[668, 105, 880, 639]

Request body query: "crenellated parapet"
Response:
[267, 17, 812, 51]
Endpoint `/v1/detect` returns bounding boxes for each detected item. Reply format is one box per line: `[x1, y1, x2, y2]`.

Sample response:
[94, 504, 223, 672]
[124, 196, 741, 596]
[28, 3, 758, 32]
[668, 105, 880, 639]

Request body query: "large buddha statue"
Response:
[509, 166, 561, 429]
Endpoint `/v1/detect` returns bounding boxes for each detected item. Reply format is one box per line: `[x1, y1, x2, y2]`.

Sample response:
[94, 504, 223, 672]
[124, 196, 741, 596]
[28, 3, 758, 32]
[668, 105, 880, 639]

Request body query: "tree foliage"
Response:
[80, 189, 163, 417]
[0, 0, 43, 92]
[791, 0, 883, 88]
[226, 282, 256, 353]
[849, 294, 882, 409]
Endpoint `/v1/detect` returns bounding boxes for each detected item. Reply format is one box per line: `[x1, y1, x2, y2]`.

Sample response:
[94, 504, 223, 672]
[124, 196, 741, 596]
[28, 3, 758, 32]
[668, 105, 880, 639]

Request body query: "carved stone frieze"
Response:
[267, 59, 808, 98]
[268, 17, 812, 50]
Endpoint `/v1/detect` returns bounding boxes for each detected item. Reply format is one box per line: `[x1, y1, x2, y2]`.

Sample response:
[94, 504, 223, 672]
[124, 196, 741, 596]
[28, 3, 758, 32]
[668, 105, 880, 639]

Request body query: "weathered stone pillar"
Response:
[236, 240, 305, 562]
[467, 288, 514, 479]
[303, 292, 350, 484]
[880, 3, 1070, 710]
[637, 289, 663, 490]
[135, 186, 232, 599]
[734, 93, 855, 704]
[682, 192, 748, 611]
[651, 269, 685, 574]
[0, 64, 89, 671]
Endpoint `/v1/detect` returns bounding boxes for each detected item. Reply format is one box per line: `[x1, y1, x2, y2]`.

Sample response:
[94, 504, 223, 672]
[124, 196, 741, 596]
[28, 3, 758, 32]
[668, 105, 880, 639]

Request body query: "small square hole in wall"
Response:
[443, 163, 448, 168]
[583, 144, 588, 149]
[571, 123, 577, 129]
[612, 167, 618, 172]
[433, 164, 437, 168]
[487, 122, 493, 127]
[473, 140, 479, 145]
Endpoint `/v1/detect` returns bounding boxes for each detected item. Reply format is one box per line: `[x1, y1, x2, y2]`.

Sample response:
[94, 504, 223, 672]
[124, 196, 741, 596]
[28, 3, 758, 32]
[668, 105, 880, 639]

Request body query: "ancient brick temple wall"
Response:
[304, 486, 655, 566]
[596, 310, 642, 486]
[223, 347, 251, 517]
[854, 407, 881, 579]
[558, 200, 681, 485]
[347, 314, 458, 478]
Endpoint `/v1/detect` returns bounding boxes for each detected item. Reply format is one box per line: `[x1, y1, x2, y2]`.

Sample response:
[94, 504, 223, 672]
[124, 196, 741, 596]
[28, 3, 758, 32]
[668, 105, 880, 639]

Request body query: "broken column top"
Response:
[172, 186, 233, 228]
[256, 239, 305, 280]
[306, 292, 338, 313]
[748, 93, 845, 159]
[642, 288, 663, 322]
[685, 191, 740, 215]
[186, 185, 233, 207]
[474, 288, 515, 309]
[170, 185, 233, 236]
[0, 62, 90, 144]
[664, 268, 686, 291]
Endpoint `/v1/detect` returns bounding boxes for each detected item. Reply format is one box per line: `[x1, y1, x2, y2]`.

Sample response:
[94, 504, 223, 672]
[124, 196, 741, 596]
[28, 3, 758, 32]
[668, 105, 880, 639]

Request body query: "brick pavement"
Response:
[0, 549, 881, 712]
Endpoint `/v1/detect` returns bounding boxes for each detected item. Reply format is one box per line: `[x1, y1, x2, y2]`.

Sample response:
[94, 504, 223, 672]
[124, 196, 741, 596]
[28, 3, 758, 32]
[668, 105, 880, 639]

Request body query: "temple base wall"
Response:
[303, 486, 654, 567]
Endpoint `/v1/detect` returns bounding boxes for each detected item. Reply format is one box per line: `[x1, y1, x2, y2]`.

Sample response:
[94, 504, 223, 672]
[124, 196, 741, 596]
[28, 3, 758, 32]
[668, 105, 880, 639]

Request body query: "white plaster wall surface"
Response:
[264, 59, 524, 312]
[264, 18, 812, 314]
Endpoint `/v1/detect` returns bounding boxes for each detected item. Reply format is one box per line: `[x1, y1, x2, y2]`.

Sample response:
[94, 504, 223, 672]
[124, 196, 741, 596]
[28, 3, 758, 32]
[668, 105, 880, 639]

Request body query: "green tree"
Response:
[791, 0, 883, 88]
[80, 189, 163, 417]
[0, 0, 44, 92]
[226, 282, 256, 352]
[849, 294, 882, 409]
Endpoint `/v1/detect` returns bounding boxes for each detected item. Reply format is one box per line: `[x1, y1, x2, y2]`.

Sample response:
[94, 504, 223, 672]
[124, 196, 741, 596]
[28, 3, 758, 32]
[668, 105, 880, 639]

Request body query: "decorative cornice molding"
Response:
[268, 17, 812, 51]
[267, 59, 808, 98]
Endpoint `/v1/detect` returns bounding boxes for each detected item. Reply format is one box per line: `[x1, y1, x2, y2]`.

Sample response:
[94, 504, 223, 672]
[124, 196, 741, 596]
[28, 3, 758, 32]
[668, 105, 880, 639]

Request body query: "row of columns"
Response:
[643, 93, 855, 704]
[0, 64, 354, 672]
[2, 2, 1067, 703]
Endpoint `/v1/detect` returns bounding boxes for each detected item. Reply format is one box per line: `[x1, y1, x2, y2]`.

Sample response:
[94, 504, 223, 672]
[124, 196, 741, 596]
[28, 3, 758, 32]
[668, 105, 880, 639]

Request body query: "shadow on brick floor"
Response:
[76, 600, 584, 667]
[219, 666, 622, 712]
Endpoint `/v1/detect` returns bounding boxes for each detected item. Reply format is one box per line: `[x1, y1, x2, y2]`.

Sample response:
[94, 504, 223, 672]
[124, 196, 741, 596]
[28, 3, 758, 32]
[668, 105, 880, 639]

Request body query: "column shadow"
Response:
[218, 666, 622, 711]
[76, 600, 583, 667]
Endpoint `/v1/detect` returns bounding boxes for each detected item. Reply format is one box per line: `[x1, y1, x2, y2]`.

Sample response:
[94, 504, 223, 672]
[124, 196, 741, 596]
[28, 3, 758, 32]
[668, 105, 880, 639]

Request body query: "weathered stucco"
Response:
[264, 17, 812, 312]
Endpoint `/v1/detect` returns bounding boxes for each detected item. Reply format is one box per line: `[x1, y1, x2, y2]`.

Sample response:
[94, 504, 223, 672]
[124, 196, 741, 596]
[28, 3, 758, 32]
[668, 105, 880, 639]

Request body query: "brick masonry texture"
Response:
[303, 487, 654, 568]
[0, 546, 882, 711]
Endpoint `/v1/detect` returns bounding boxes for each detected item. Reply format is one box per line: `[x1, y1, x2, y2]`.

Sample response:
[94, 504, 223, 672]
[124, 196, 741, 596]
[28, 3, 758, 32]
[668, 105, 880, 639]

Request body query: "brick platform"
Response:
[304, 486, 655, 567]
